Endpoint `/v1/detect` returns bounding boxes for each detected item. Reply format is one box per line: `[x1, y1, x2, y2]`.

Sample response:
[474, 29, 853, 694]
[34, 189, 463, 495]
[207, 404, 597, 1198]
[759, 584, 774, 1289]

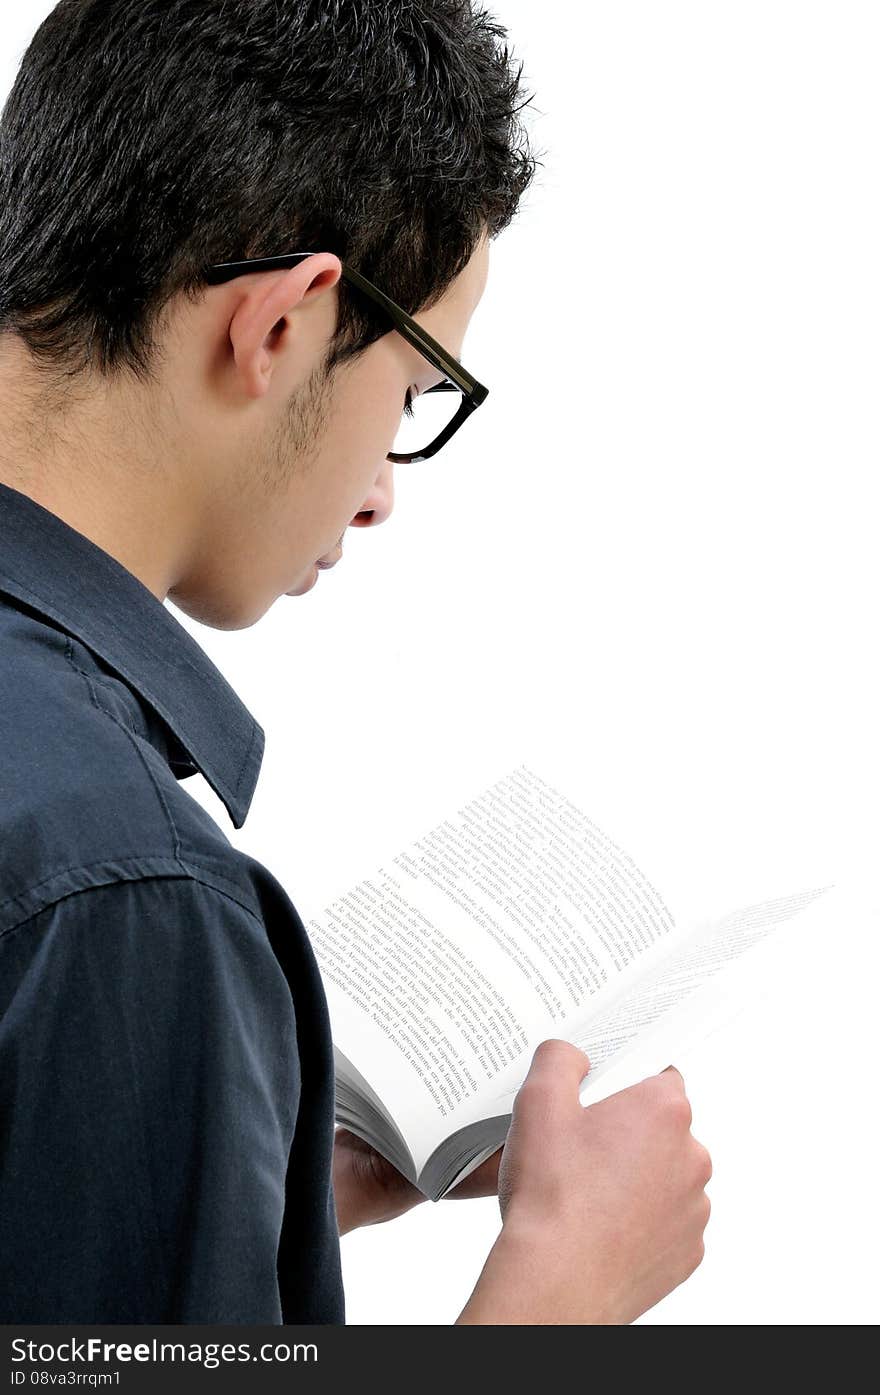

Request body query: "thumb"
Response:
[512, 1038, 591, 1126]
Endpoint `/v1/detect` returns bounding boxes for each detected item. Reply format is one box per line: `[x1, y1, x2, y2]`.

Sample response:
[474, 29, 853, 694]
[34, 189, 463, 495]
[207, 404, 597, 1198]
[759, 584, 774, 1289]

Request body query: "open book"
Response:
[304, 761, 844, 1202]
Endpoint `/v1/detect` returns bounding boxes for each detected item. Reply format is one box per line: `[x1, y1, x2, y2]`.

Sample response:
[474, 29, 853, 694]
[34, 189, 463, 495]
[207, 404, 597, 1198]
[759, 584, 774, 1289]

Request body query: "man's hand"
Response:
[456, 1041, 713, 1325]
[332, 1127, 503, 1235]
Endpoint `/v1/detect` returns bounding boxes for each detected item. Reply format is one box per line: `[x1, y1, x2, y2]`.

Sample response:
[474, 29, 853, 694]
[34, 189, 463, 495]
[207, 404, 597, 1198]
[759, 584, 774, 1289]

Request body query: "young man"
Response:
[0, 1, 711, 1324]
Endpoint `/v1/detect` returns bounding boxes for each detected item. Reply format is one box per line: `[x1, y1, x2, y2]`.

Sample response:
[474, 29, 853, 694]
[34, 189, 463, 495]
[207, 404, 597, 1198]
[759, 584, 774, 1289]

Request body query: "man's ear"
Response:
[226, 253, 343, 399]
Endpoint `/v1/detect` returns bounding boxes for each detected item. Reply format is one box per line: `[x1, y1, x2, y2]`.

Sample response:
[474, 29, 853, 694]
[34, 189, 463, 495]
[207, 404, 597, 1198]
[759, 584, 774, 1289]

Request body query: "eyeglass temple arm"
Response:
[340, 261, 487, 401]
[204, 252, 488, 405]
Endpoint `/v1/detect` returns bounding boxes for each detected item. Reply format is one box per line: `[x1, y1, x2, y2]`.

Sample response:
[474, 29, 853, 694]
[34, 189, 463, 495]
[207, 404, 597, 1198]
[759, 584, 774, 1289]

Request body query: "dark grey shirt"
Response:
[0, 479, 344, 1323]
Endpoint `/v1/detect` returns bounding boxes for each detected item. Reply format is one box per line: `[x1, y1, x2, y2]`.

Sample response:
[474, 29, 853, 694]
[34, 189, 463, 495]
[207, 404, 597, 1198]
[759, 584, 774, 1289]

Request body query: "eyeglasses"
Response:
[202, 251, 489, 463]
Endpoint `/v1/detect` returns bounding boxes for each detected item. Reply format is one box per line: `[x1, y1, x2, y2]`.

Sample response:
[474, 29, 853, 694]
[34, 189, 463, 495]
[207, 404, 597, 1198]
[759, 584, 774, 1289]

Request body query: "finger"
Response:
[513, 1038, 592, 1126]
[660, 1063, 686, 1090]
[528, 1038, 591, 1086]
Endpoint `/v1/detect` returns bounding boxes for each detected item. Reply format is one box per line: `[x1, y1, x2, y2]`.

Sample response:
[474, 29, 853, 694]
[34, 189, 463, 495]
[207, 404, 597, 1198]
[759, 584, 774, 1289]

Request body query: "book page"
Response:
[306, 762, 682, 1173]
[481, 882, 840, 1119]
[573, 883, 833, 1094]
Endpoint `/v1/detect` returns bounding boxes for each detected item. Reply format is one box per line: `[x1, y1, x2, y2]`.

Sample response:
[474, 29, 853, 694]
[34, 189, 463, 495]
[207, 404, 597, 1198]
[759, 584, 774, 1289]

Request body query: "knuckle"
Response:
[513, 1077, 554, 1129]
[519, 1070, 545, 1097]
[642, 1071, 672, 1106]
[666, 1088, 692, 1128]
[513, 1075, 544, 1111]
[688, 1238, 706, 1275]
[694, 1142, 713, 1186]
[652, 1065, 687, 1108]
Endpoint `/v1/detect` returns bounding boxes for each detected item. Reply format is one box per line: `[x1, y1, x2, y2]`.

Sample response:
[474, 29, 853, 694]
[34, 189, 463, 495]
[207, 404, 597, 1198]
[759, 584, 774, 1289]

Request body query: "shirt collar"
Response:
[0, 480, 264, 829]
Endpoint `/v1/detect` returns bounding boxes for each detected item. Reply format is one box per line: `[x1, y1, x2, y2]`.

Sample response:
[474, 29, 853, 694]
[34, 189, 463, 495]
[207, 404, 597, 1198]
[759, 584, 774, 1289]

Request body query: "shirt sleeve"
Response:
[0, 874, 302, 1322]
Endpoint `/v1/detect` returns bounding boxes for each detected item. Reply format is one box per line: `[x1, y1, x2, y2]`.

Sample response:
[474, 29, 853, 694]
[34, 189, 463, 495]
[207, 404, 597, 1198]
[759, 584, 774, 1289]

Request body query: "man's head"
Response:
[0, 1, 537, 628]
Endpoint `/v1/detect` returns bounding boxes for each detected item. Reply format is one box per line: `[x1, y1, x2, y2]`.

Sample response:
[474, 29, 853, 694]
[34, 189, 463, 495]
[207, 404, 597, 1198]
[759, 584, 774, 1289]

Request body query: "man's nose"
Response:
[349, 458, 394, 528]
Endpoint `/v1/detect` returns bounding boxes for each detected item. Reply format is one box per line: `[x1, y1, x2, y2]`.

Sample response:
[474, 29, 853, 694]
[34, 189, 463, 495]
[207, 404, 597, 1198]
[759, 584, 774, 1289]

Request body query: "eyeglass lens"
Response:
[391, 382, 461, 458]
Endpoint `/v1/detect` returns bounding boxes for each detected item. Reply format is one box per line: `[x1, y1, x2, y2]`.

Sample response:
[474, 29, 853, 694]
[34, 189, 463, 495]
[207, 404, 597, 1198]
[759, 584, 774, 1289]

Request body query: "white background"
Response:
[4, 2, 878, 1324]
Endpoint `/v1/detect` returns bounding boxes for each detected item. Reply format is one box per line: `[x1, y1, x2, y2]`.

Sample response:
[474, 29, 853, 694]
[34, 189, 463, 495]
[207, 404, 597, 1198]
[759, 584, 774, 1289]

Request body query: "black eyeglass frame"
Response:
[202, 251, 489, 463]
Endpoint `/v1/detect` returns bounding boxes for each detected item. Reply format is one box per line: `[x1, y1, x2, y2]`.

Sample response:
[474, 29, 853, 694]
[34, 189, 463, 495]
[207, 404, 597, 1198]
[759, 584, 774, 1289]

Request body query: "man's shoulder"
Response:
[0, 605, 262, 935]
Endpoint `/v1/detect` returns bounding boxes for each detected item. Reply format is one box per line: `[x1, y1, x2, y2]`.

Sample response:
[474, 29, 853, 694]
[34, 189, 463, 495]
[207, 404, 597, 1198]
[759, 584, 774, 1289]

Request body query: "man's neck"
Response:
[0, 353, 193, 605]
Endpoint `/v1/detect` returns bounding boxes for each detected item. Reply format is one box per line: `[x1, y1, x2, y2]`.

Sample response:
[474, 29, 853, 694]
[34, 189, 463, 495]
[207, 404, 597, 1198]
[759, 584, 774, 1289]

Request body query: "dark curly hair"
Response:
[0, 0, 540, 386]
